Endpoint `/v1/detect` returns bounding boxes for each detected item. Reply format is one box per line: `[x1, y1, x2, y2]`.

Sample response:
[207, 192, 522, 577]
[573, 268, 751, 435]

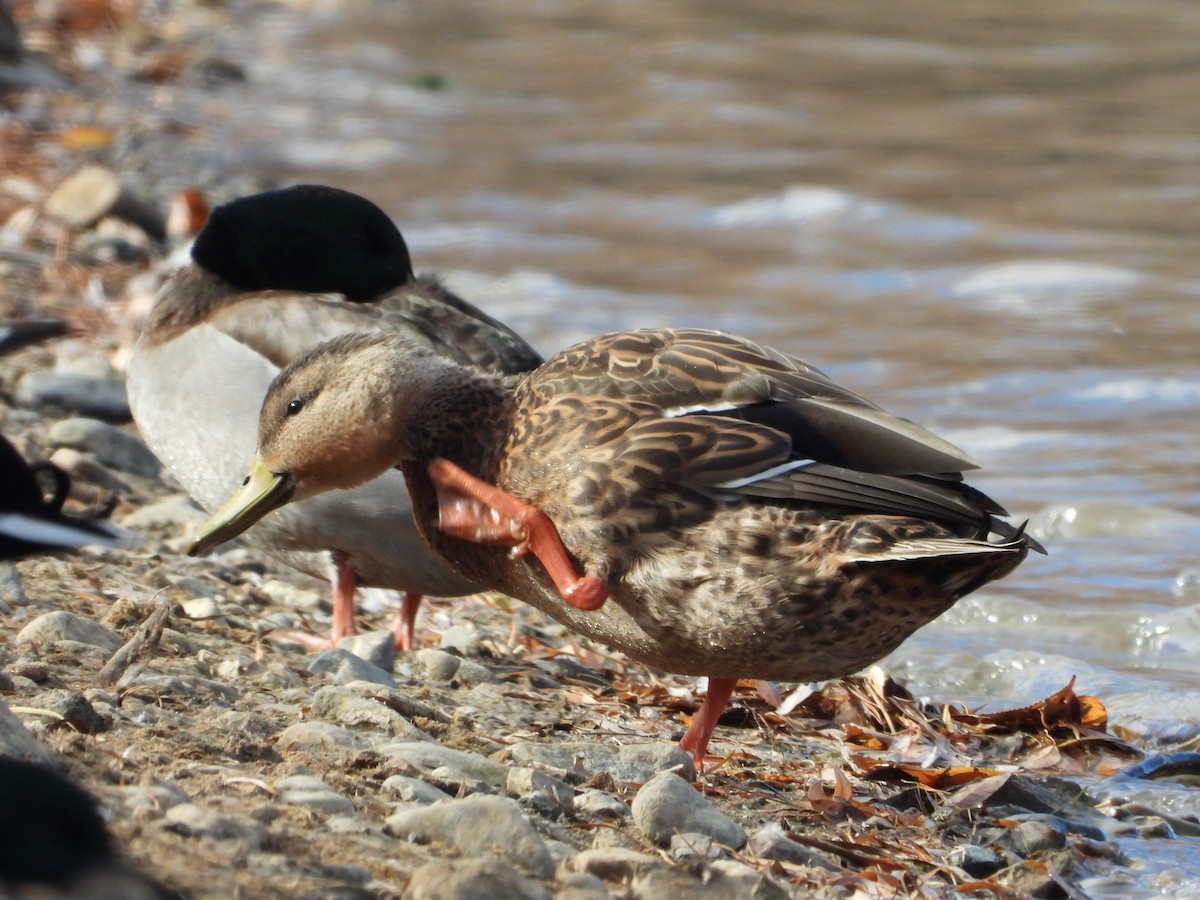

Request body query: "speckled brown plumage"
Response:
[194, 326, 1042, 763]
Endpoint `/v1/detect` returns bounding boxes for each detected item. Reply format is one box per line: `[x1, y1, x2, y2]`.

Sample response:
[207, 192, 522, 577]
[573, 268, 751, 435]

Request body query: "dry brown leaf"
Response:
[864, 763, 1004, 789]
[945, 773, 1013, 810]
[830, 766, 855, 802]
[949, 677, 1108, 736]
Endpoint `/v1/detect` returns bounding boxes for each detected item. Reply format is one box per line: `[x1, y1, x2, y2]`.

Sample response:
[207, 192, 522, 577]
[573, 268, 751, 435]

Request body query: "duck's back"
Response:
[479, 328, 1034, 680]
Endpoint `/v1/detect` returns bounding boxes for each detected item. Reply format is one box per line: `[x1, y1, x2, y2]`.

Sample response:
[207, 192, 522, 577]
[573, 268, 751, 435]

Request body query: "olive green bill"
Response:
[187, 453, 294, 556]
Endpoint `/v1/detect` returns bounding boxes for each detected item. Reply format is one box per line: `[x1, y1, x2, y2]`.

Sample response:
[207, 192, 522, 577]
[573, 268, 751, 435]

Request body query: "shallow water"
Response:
[194, 1, 1199, 889]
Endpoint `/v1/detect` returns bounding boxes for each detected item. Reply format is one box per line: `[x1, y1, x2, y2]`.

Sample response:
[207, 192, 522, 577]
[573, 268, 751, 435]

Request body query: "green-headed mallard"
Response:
[127, 185, 542, 649]
[190, 327, 1043, 765]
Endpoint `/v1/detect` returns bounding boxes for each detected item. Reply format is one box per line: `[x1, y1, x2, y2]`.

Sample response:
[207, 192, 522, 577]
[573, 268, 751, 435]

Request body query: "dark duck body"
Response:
[128, 185, 542, 648]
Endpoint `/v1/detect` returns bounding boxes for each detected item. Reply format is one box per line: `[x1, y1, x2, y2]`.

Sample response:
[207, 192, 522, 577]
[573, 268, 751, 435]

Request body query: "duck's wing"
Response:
[535, 328, 1006, 531]
[393, 275, 543, 374]
[207, 281, 542, 375]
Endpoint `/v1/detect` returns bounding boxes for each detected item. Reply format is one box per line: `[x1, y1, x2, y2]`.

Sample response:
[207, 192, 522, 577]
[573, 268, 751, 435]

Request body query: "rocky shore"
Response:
[1, 1, 1196, 897]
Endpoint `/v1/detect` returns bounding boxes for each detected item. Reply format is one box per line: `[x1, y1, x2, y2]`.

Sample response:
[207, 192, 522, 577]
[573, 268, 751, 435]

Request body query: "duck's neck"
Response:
[141, 265, 240, 346]
[397, 362, 520, 583]
[403, 363, 517, 479]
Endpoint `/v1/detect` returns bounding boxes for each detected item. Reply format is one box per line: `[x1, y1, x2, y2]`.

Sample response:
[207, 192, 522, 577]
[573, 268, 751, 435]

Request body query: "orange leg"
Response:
[389, 592, 422, 652]
[330, 550, 360, 641]
[678, 677, 737, 771]
[428, 458, 608, 611]
[270, 550, 359, 650]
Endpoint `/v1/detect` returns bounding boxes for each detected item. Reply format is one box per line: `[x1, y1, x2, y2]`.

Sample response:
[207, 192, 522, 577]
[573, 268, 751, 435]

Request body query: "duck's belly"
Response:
[502, 505, 1011, 682]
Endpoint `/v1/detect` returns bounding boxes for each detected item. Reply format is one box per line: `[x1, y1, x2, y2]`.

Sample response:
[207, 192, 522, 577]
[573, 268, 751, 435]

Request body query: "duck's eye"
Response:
[286, 398, 305, 416]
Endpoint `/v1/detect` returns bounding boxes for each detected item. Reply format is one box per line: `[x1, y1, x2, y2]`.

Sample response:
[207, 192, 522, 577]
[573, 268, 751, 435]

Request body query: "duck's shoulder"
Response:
[376, 274, 542, 374]
[139, 264, 240, 346]
[525, 327, 852, 407]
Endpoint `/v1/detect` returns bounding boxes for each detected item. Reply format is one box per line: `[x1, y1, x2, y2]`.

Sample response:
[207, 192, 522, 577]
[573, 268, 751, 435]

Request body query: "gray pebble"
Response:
[415, 648, 463, 681]
[114, 783, 190, 816]
[1136, 817, 1176, 839]
[8, 659, 49, 683]
[276, 721, 372, 755]
[671, 832, 724, 861]
[318, 678, 447, 721]
[507, 766, 575, 816]
[379, 741, 511, 788]
[0, 699, 57, 762]
[949, 844, 1004, 878]
[454, 658, 497, 685]
[308, 647, 396, 687]
[520, 790, 564, 820]
[439, 624, 486, 657]
[119, 495, 208, 533]
[261, 579, 324, 612]
[308, 684, 431, 741]
[632, 772, 746, 849]
[48, 448, 132, 495]
[747, 824, 839, 870]
[163, 803, 264, 849]
[999, 815, 1068, 856]
[30, 689, 109, 734]
[405, 858, 552, 900]
[47, 417, 160, 477]
[276, 774, 337, 793]
[337, 630, 396, 672]
[506, 741, 694, 784]
[182, 597, 223, 620]
[276, 774, 356, 816]
[707, 860, 789, 898]
[1013, 811, 1107, 842]
[386, 794, 554, 878]
[425, 765, 495, 797]
[382, 775, 451, 804]
[118, 672, 195, 698]
[570, 847, 663, 882]
[16, 610, 123, 653]
[14, 371, 130, 422]
[574, 789, 630, 820]
[555, 872, 612, 900]
[325, 816, 370, 835]
[0, 563, 28, 607]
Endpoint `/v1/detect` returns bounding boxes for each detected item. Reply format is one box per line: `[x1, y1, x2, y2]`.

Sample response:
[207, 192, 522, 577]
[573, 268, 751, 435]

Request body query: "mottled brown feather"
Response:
[248, 327, 1040, 682]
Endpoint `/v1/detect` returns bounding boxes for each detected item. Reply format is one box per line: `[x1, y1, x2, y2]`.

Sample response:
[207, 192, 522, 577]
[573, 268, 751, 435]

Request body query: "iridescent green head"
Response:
[191, 184, 413, 302]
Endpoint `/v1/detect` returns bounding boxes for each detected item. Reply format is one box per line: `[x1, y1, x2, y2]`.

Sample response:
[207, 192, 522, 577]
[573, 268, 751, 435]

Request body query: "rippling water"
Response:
[191, 2, 1199, 891]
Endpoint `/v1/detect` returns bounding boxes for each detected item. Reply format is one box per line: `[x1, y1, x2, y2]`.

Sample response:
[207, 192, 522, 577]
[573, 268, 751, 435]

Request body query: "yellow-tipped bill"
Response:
[187, 453, 294, 556]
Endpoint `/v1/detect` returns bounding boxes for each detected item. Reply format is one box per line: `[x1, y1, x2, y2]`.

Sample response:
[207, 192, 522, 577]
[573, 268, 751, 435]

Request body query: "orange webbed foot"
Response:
[429, 457, 609, 611]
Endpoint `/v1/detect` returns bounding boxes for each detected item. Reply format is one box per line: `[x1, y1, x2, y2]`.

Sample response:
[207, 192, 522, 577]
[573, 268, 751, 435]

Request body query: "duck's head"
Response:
[191, 185, 414, 301]
[188, 333, 439, 556]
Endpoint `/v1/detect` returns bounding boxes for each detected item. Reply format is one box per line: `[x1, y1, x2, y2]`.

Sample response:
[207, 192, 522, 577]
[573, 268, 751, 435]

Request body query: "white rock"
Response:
[385, 795, 554, 878]
[631, 772, 746, 849]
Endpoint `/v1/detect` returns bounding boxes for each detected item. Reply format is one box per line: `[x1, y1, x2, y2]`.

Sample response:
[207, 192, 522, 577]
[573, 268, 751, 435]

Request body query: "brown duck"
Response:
[191, 327, 1043, 765]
